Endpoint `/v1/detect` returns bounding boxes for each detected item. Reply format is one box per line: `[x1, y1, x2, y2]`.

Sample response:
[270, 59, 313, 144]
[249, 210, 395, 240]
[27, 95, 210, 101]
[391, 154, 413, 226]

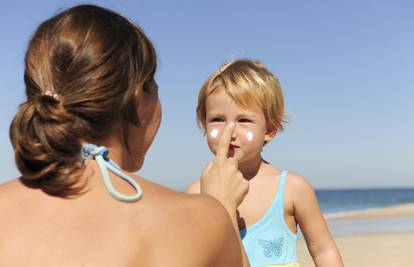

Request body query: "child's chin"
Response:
[231, 153, 245, 163]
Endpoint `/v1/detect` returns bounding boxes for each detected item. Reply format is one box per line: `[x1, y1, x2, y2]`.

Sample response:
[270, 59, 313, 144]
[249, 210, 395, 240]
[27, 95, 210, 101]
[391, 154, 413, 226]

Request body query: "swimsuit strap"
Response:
[82, 144, 143, 202]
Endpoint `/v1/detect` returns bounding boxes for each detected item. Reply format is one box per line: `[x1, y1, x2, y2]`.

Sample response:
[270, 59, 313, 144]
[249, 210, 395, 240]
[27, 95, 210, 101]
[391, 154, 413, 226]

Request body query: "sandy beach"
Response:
[297, 203, 414, 267]
[325, 203, 414, 220]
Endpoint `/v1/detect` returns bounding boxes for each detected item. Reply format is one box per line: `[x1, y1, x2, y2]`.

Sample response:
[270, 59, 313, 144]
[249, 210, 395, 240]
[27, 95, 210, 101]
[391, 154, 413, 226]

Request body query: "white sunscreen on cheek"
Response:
[210, 128, 219, 138]
[246, 131, 253, 142]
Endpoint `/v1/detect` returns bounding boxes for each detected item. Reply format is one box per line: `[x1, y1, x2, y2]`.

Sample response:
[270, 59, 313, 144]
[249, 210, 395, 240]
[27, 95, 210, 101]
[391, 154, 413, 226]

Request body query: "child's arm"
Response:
[289, 173, 344, 267]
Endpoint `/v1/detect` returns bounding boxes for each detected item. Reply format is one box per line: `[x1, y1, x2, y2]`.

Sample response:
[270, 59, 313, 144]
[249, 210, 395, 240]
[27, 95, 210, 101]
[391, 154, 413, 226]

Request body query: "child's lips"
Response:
[229, 144, 240, 149]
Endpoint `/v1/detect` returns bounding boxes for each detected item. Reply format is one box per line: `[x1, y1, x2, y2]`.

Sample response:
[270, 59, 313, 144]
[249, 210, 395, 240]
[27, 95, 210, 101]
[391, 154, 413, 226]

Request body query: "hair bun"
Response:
[31, 93, 66, 122]
[10, 98, 84, 196]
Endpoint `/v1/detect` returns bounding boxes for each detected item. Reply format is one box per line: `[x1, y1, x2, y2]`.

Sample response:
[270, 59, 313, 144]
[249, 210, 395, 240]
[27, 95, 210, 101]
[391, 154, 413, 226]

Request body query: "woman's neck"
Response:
[94, 124, 143, 172]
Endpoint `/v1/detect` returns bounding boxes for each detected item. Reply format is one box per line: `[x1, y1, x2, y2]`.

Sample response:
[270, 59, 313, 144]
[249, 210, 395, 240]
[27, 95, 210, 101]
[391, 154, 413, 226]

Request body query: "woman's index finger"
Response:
[216, 123, 235, 162]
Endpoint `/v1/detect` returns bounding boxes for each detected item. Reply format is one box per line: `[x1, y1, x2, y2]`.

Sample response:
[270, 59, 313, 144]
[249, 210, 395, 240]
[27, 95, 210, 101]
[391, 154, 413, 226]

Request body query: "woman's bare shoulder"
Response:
[131, 176, 240, 266]
[138, 175, 228, 222]
[0, 178, 37, 219]
[0, 178, 26, 198]
[0, 178, 23, 188]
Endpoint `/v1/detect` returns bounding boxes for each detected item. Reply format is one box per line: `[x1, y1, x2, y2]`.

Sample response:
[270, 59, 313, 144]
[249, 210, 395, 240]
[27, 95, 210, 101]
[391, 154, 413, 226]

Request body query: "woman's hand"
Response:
[200, 123, 251, 267]
[200, 123, 249, 212]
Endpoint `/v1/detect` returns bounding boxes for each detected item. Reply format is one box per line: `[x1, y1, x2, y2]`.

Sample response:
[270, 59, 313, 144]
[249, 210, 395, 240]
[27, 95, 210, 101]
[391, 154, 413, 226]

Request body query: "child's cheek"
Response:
[245, 131, 254, 142]
[237, 124, 255, 143]
[206, 127, 221, 153]
[209, 128, 219, 139]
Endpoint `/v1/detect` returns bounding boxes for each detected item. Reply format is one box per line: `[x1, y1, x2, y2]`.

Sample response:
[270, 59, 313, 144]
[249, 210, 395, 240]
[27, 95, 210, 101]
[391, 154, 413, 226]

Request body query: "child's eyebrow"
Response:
[235, 110, 260, 117]
[235, 109, 258, 116]
[206, 111, 259, 118]
[206, 111, 221, 116]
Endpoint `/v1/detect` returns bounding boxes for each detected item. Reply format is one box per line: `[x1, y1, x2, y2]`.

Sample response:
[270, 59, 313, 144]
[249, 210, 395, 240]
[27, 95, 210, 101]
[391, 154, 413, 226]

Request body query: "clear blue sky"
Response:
[1, 0, 413, 190]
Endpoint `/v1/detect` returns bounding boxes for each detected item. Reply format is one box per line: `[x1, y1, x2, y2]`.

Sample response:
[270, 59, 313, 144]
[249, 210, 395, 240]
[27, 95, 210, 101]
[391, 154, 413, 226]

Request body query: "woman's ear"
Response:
[264, 124, 277, 142]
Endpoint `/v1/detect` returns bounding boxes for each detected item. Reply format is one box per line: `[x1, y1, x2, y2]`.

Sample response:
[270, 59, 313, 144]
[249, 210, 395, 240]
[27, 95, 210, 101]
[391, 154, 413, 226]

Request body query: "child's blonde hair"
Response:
[197, 59, 286, 134]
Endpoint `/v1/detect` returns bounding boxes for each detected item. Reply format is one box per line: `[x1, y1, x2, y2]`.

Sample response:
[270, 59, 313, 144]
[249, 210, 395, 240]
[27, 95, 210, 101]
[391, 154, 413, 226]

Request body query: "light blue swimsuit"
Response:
[240, 171, 299, 267]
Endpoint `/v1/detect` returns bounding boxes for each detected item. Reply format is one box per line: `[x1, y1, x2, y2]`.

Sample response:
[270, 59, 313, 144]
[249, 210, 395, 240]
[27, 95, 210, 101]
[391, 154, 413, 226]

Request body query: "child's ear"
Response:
[264, 125, 277, 142]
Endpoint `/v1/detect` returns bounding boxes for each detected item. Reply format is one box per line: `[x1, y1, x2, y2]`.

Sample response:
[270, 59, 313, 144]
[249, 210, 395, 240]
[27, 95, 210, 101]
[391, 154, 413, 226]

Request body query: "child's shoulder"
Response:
[186, 179, 201, 194]
[285, 171, 316, 196]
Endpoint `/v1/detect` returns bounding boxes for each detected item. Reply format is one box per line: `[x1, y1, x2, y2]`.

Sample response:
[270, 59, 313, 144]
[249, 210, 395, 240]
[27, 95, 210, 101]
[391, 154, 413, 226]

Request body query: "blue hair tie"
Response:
[82, 144, 142, 202]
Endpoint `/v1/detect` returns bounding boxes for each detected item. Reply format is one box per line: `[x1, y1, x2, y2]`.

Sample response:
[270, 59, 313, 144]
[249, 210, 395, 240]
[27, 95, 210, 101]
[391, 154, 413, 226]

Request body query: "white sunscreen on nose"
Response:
[246, 131, 253, 142]
[210, 128, 219, 138]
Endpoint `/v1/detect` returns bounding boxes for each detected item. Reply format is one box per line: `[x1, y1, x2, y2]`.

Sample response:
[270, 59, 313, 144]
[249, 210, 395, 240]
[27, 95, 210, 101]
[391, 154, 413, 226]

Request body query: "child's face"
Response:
[205, 87, 274, 164]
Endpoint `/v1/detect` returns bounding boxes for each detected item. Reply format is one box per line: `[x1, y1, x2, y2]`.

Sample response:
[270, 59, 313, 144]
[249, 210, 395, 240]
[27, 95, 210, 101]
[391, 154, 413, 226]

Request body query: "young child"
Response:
[187, 60, 343, 267]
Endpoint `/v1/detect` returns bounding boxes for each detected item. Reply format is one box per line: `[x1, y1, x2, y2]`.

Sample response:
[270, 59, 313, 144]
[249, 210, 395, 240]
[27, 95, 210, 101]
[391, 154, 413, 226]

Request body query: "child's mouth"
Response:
[229, 144, 239, 149]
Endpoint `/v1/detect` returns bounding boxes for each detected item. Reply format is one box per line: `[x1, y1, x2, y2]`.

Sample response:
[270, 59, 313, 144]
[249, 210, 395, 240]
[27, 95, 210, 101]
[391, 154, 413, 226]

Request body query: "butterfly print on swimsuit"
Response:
[258, 237, 284, 257]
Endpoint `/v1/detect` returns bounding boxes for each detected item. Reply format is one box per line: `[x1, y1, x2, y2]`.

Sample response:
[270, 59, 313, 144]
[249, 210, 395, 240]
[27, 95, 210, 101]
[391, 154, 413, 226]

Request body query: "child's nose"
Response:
[231, 124, 238, 140]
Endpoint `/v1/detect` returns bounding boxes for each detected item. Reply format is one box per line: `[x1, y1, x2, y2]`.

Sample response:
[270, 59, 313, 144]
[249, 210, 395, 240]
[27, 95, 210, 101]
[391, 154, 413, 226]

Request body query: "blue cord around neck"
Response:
[81, 144, 142, 202]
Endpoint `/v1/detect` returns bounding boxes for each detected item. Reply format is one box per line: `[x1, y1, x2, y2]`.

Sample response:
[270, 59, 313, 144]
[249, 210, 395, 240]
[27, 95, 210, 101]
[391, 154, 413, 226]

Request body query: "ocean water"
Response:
[301, 188, 414, 235]
[315, 188, 414, 215]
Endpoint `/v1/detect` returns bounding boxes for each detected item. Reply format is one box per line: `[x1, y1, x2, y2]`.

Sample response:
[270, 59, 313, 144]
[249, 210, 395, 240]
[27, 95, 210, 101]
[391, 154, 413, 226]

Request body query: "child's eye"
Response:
[239, 118, 253, 123]
[210, 117, 224, 122]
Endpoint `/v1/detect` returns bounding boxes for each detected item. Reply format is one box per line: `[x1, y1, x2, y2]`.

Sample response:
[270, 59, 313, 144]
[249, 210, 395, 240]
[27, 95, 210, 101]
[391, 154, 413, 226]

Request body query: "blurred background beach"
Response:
[1, 1, 413, 266]
[298, 189, 414, 266]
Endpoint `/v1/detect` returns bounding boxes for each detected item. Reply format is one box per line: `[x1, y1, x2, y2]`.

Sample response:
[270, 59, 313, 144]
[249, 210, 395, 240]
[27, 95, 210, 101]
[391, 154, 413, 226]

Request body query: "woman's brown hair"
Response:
[9, 5, 157, 197]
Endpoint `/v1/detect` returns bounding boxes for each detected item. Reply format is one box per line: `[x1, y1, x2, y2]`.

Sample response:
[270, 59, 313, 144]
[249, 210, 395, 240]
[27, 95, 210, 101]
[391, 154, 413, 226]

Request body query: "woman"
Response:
[0, 5, 249, 266]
